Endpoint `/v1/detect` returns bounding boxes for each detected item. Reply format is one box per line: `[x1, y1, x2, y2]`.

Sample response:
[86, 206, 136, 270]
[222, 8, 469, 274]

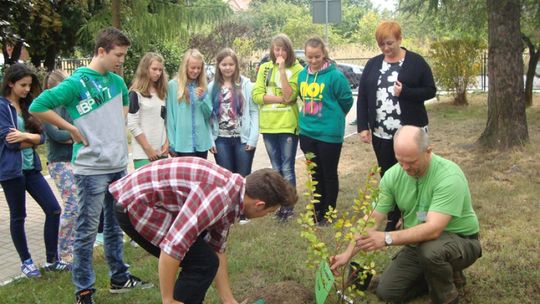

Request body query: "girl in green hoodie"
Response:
[298, 37, 353, 226]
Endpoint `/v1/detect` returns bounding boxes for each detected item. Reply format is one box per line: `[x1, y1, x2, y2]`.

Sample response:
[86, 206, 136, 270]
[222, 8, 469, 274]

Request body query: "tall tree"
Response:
[478, 0, 528, 148]
[1, 0, 32, 64]
[2, 0, 89, 70]
[399, 0, 528, 149]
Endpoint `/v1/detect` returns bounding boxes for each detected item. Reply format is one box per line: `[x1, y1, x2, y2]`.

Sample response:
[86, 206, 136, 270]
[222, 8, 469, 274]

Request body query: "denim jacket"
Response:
[209, 76, 259, 147]
[0, 97, 44, 181]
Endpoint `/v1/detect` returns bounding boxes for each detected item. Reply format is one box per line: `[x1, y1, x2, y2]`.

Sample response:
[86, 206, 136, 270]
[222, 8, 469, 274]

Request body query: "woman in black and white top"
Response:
[355, 20, 436, 230]
[128, 52, 169, 169]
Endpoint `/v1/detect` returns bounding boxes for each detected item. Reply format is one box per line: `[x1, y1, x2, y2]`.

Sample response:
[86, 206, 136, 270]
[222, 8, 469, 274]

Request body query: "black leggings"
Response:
[115, 205, 219, 304]
[299, 135, 343, 221]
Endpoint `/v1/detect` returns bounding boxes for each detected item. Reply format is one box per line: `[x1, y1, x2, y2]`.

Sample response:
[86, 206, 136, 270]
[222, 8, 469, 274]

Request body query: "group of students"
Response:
[0, 21, 484, 304]
[0, 25, 353, 303]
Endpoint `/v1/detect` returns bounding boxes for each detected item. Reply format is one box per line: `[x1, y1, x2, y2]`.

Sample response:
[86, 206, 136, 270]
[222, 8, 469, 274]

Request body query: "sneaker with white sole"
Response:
[109, 274, 153, 293]
[21, 258, 41, 278]
[44, 260, 72, 272]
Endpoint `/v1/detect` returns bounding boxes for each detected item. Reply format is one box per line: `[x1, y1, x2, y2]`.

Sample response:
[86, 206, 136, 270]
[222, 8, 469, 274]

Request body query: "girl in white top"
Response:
[127, 52, 169, 169]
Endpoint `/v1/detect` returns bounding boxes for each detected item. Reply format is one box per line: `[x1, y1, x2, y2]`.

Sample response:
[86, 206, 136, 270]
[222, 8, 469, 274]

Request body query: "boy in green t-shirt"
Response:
[30, 27, 152, 304]
[330, 126, 482, 304]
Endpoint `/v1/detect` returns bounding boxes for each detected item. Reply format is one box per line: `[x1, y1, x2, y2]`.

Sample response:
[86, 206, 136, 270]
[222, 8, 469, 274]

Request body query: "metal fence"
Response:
[57, 58, 92, 75]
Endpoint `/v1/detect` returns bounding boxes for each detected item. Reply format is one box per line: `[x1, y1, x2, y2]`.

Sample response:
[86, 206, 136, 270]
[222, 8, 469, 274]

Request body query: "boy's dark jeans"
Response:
[115, 204, 219, 304]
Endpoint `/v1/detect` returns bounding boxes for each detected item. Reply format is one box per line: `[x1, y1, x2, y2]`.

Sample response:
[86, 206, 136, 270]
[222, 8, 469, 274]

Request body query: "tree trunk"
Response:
[478, 0, 528, 149]
[112, 0, 121, 29]
[44, 46, 57, 72]
[30, 55, 42, 68]
[453, 91, 468, 106]
[522, 34, 539, 107]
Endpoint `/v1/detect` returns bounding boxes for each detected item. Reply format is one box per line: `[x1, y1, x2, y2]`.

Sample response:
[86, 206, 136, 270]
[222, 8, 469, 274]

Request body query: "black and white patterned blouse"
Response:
[373, 59, 404, 139]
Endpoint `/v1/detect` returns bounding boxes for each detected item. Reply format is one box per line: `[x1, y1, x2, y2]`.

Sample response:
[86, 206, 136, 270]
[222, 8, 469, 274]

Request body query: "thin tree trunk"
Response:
[44, 46, 57, 72]
[522, 34, 539, 107]
[112, 0, 121, 29]
[454, 91, 468, 106]
[478, 0, 528, 149]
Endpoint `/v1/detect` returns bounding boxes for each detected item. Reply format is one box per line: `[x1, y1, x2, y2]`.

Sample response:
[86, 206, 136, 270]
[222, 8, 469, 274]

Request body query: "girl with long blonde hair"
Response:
[166, 48, 212, 159]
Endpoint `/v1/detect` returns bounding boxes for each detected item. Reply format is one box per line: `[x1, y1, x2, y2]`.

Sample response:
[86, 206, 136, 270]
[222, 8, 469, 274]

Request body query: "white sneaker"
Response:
[239, 219, 251, 225]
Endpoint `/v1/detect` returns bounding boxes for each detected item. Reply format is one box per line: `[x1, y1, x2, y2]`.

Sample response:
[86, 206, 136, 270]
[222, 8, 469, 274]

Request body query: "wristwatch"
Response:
[384, 232, 393, 246]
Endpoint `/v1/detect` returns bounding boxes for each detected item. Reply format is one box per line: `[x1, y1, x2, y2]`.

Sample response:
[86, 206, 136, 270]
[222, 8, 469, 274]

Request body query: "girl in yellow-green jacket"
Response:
[252, 33, 303, 222]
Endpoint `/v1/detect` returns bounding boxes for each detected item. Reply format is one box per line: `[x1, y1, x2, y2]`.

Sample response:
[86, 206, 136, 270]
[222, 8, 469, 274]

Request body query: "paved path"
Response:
[0, 100, 359, 286]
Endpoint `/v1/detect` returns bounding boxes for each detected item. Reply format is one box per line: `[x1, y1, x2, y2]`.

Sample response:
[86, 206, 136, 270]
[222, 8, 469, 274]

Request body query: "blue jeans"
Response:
[72, 170, 129, 293]
[1, 170, 61, 263]
[213, 137, 255, 177]
[262, 133, 298, 187]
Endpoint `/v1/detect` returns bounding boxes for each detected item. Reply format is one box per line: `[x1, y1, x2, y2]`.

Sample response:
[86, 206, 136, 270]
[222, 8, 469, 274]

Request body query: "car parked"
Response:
[335, 63, 363, 89]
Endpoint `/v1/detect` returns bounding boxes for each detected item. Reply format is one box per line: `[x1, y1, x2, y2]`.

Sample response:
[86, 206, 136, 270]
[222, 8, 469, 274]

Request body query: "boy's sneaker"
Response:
[109, 274, 153, 294]
[44, 260, 72, 272]
[75, 289, 95, 304]
[21, 259, 41, 278]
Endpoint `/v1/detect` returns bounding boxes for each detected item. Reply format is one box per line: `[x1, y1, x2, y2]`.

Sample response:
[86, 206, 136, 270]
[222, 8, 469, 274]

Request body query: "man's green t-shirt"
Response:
[376, 154, 479, 236]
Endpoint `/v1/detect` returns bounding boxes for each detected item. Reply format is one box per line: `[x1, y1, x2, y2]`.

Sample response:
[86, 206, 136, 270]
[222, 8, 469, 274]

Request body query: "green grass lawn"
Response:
[2, 93, 539, 303]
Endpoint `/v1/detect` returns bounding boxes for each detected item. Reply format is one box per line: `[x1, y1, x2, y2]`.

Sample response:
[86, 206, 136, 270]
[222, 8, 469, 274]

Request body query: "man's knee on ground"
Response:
[376, 278, 406, 302]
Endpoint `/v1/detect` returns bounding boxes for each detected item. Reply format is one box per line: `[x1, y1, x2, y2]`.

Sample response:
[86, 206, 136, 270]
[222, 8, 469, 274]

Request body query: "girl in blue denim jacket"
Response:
[0, 64, 70, 278]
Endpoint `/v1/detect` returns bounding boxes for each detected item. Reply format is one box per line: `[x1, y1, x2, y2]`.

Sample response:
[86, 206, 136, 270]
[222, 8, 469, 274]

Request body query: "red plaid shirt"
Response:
[109, 157, 244, 261]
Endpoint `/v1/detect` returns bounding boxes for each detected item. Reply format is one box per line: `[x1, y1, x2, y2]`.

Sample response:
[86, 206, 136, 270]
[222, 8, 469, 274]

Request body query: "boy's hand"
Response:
[69, 127, 88, 146]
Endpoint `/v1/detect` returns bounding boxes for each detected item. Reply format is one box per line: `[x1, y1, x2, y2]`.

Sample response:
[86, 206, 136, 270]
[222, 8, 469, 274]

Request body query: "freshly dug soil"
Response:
[244, 280, 314, 304]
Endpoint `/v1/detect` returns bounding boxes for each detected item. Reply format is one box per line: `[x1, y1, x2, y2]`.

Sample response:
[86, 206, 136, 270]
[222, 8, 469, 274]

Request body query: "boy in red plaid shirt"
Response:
[109, 157, 297, 304]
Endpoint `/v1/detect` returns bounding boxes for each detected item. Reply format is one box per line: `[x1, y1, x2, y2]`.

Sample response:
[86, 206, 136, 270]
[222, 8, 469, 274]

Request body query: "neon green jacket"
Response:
[252, 60, 303, 134]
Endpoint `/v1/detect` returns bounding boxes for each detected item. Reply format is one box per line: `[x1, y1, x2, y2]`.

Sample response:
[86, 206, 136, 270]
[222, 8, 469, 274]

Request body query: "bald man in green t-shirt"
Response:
[331, 125, 482, 304]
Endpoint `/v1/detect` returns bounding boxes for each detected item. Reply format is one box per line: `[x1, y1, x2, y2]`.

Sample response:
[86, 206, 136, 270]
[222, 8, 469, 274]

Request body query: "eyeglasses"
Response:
[378, 40, 396, 47]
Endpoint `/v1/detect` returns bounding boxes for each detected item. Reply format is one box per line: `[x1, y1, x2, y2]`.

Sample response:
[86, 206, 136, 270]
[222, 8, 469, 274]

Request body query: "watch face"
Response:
[385, 232, 392, 245]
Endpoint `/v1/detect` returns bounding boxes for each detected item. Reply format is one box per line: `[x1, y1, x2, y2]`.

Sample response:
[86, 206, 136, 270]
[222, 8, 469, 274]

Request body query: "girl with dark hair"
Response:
[0, 63, 70, 278]
[209, 48, 259, 178]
